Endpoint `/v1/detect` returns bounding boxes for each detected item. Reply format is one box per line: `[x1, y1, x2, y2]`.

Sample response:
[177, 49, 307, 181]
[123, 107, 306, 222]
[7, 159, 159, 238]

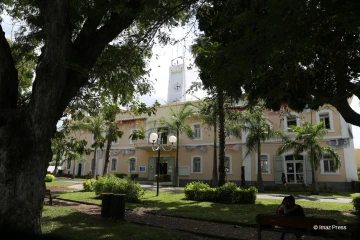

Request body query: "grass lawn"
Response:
[42, 206, 191, 240]
[46, 181, 75, 187]
[55, 190, 358, 226]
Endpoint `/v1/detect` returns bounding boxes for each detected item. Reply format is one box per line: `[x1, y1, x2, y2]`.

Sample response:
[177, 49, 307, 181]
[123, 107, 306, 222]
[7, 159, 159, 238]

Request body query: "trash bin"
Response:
[111, 194, 126, 220]
[101, 193, 113, 218]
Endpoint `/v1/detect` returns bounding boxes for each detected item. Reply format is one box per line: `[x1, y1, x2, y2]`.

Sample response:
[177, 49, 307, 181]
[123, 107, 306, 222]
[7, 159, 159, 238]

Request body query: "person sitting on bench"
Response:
[280, 195, 305, 240]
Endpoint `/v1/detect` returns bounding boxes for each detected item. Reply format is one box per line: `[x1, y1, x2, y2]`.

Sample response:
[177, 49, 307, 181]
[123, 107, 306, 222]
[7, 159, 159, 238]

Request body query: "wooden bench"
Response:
[256, 214, 345, 240]
[44, 189, 59, 205]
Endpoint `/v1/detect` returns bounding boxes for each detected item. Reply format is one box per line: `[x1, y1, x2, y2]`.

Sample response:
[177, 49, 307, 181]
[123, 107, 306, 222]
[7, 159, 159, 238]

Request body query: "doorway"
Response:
[285, 155, 304, 184]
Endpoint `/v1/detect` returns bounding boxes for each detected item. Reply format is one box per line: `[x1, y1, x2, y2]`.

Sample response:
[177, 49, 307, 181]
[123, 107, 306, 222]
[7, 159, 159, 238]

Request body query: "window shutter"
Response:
[305, 155, 312, 185]
[274, 155, 283, 184]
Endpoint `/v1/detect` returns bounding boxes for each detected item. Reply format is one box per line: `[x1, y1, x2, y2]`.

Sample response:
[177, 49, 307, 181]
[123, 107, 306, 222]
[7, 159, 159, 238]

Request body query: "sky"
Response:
[1, 14, 360, 148]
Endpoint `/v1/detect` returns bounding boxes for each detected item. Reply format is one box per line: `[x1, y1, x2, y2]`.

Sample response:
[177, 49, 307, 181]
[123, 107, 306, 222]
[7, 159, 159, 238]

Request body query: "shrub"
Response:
[232, 186, 258, 204]
[216, 182, 239, 203]
[115, 173, 128, 179]
[184, 181, 211, 200]
[83, 178, 97, 192]
[185, 181, 257, 204]
[45, 174, 55, 182]
[130, 174, 139, 180]
[155, 174, 171, 182]
[93, 174, 144, 202]
[352, 194, 360, 212]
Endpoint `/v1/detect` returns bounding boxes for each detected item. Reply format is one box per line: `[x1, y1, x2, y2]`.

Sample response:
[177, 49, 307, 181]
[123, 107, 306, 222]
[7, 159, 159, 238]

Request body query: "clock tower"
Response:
[167, 63, 186, 104]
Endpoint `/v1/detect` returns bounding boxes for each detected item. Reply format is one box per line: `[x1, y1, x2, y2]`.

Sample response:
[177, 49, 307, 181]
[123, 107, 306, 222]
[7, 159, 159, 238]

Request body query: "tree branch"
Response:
[0, 25, 19, 110]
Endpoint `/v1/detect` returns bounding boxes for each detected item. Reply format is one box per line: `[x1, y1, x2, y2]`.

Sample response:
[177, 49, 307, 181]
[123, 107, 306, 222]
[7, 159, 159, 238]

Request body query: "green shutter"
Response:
[305, 155, 312, 185]
[274, 155, 283, 184]
[148, 157, 156, 181]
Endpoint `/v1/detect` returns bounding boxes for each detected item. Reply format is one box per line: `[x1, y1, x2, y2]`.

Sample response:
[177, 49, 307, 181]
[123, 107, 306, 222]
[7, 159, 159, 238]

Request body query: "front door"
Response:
[77, 163, 82, 176]
[285, 155, 304, 184]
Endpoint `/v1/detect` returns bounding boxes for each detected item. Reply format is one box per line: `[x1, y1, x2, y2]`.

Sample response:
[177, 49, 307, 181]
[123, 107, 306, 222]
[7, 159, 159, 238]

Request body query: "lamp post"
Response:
[149, 132, 177, 196]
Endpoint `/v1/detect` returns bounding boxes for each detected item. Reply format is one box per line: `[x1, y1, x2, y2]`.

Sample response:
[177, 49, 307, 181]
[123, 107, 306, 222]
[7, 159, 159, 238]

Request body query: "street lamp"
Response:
[149, 132, 177, 196]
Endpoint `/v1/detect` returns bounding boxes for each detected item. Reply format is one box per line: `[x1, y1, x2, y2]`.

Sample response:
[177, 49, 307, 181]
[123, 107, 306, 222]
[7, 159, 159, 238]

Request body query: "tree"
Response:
[63, 135, 90, 179]
[0, 1, 199, 234]
[276, 121, 341, 194]
[196, 98, 219, 187]
[71, 116, 107, 178]
[51, 128, 70, 176]
[236, 105, 282, 192]
[194, 0, 360, 127]
[192, 37, 242, 186]
[156, 102, 196, 186]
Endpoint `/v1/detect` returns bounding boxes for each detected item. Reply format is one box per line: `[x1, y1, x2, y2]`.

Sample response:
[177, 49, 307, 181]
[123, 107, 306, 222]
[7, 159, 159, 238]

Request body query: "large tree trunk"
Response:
[0, 113, 52, 235]
[257, 140, 264, 192]
[0, 0, 156, 235]
[212, 119, 218, 187]
[173, 130, 180, 187]
[218, 92, 226, 186]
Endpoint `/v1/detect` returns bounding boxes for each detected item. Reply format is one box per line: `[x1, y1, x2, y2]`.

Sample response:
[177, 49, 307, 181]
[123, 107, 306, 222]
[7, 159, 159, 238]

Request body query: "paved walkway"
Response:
[65, 182, 352, 203]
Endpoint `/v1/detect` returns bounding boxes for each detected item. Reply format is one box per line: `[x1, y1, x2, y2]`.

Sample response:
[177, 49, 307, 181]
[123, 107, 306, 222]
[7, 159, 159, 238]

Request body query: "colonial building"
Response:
[65, 101, 358, 192]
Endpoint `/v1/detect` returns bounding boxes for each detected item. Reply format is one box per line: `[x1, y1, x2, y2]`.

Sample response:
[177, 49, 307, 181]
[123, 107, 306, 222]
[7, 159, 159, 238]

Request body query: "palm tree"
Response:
[276, 121, 341, 194]
[237, 105, 283, 192]
[197, 98, 219, 187]
[71, 116, 107, 178]
[157, 102, 196, 187]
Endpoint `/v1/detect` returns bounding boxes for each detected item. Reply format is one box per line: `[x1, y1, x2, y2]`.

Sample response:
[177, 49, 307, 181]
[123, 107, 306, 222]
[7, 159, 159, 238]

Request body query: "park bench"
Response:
[256, 214, 346, 240]
[44, 189, 59, 206]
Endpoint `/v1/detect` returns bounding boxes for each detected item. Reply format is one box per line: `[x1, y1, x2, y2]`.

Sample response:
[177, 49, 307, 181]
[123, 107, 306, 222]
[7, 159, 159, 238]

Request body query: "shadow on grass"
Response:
[42, 207, 196, 240]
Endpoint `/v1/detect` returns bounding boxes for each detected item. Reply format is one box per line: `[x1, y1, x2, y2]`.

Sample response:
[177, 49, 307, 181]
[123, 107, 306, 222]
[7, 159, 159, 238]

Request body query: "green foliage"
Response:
[93, 174, 144, 202]
[184, 181, 211, 200]
[45, 174, 55, 182]
[277, 121, 341, 171]
[184, 181, 257, 204]
[216, 182, 239, 203]
[83, 178, 97, 192]
[155, 174, 172, 182]
[193, 0, 360, 127]
[351, 194, 360, 212]
[115, 173, 128, 179]
[130, 174, 139, 180]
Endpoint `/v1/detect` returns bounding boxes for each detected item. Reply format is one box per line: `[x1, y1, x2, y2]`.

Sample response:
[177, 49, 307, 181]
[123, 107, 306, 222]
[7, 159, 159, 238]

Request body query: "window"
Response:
[112, 138, 119, 144]
[319, 113, 330, 129]
[260, 155, 269, 173]
[225, 155, 232, 174]
[322, 154, 338, 173]
[191, 156, 202, 173]
[285, 154, 304, 183]
[66, 161, 71, 170]
[284, 113, 300, 132]
[128, 158, 137, 172]
[316, 110, 334, 131]
[193, 123, 202, 139]
[287, 116, 297, 130]
[110, 158, 118, 172]
[158, 127, 168, 144]
[256, 154, 270, 174]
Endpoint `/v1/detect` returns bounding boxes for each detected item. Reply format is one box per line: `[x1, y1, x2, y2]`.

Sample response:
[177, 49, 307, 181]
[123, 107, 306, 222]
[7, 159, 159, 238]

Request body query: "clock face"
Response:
[174, 83, 181, 92]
